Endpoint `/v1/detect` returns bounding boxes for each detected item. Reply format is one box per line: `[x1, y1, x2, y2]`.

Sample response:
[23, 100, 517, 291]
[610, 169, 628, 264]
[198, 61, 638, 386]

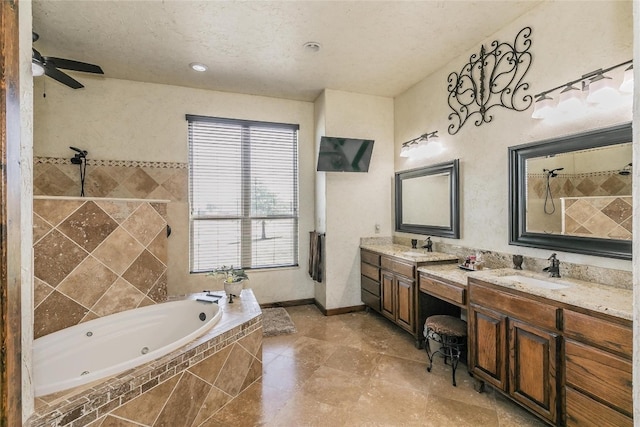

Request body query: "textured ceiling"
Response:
[32, 0, 542, 101]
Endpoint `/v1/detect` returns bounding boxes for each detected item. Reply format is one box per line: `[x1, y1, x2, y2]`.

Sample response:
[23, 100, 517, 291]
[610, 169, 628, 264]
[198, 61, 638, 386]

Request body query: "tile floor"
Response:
[207, 304, 547, 427]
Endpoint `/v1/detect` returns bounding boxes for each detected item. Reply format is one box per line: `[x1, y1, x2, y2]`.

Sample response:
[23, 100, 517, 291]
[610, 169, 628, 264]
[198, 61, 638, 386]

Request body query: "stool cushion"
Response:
[425, 315, 467, 337]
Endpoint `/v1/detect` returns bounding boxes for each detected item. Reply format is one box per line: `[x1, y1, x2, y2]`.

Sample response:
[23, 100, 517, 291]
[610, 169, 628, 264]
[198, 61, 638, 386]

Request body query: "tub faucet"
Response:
[543, 253, 560, 278]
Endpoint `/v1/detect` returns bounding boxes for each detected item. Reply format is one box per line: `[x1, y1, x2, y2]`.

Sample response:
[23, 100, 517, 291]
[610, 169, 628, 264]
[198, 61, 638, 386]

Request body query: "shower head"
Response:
[70, 146, 87, 157]
[70, 146, 88, 165]
[618, 162, 632, 176]
[543, 167, 564, 178]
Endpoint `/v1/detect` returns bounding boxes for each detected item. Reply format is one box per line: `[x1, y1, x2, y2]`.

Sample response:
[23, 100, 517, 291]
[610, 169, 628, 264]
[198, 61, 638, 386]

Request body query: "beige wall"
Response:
[320, 89, 395, 309]
[34, 77, 316, 303]
[394, 0, 633, 272]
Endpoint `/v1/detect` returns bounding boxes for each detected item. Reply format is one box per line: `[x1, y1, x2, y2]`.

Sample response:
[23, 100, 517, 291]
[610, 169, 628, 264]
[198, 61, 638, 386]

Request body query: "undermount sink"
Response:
[501, 275, 570, 290]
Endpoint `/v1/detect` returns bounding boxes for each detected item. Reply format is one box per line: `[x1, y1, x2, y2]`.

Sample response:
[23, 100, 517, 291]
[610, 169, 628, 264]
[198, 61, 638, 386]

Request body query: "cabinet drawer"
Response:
[361, 290, 380, 312]
[361, 250, 380, 266]
[566, 386, 632, 427]
[381, 256, 414, 278]
[361, 263, 379, 281]
[564, 309, 632, 357]
[469, 280, 559, 331]
[565, 340, 632, 416]
[419, 274, 465, 305]
[361, 275, 380, 296]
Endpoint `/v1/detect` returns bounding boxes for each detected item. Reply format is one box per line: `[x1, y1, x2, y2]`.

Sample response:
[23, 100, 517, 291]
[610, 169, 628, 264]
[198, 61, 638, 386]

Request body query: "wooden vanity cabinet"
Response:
[468, 278, 560, 425]
[360, 250, 427, 345]
[360, 250, 381, 312]
[380, 256, 416, 334]
[563, 309, 633, 427]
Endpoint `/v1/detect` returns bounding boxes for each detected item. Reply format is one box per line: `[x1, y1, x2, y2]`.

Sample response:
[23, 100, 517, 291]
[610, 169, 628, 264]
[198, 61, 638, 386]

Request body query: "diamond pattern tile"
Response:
[600, 175, 627, 195]
[34, 290, 88, 339]
[84, 166, 120, 197]
[58, 201, 118, 252]
[92, 226, 145, 275]
[123, 250, 166, 295]
[563, 196, 632, 240]
[121, 203, 166, 246]
[91, 278, 145, 317]
[601, 198, 632, 224]
[122, 169, 159, 198]
[33, 196, 168, 337]
[33, 198, 84, 227]
[34, 230, 89, 287]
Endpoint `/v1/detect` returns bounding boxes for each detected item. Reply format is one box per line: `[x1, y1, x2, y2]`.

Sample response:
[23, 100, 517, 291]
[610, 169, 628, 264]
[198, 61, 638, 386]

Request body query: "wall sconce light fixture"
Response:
[400, 131, 441, 158]
[532, 59, 632, 119]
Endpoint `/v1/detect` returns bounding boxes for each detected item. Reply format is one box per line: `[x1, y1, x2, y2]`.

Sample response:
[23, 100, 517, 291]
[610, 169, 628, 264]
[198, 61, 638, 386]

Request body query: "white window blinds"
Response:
[187, 115, 299, 272]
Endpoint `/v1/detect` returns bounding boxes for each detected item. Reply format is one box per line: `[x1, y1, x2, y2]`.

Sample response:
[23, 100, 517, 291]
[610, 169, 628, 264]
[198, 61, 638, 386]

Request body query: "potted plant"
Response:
[208, 265, 248, 302]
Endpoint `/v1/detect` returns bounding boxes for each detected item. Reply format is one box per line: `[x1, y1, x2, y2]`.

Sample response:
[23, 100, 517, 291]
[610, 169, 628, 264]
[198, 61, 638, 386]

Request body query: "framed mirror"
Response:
[509, 122, 632, 260]
[395, 159, 460, 238]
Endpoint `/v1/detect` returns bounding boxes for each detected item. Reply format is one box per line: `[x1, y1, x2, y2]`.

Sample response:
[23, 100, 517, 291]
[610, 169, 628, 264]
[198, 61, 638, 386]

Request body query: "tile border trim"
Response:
[35, 157, 187, 169]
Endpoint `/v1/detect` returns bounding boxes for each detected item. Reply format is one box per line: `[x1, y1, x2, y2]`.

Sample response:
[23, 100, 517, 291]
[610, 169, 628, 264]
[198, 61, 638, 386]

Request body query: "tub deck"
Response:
[29, 289, 262, 427]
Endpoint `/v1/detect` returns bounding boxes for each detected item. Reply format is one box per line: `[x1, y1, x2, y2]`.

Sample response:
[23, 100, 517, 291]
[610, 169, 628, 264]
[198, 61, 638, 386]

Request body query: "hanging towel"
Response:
[308, 231, 324, 282]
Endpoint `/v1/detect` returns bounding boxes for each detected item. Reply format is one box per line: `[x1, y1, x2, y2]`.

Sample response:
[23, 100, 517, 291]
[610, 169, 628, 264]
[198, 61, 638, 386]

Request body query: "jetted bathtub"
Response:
[33, 298, 222, 397]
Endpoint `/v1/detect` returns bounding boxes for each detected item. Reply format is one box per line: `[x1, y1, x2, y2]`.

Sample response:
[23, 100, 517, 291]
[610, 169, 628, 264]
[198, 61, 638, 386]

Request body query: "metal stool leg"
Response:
[424, 327, 464, 386]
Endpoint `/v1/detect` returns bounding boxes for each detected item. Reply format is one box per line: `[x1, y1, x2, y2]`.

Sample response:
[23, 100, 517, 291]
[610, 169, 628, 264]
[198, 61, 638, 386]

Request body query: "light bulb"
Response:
[587, 74, 619, 105]
[32, 61, 45, 77]
[556, 84, 586, 118]
[619, 66, 633, 94]
[531, 95, 554, 119]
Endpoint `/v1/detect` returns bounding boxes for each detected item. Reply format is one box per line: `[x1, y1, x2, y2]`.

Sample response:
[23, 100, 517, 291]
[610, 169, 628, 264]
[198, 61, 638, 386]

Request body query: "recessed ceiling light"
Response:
[189, 62, 208, 72]
[303, 42, 321, 53]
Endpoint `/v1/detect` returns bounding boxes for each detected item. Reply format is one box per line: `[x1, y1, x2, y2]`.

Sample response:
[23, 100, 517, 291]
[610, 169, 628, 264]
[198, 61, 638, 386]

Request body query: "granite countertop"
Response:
[417, 264, 475, 286]
[468, 268, 633, 321]
[360, 243, 459, 264]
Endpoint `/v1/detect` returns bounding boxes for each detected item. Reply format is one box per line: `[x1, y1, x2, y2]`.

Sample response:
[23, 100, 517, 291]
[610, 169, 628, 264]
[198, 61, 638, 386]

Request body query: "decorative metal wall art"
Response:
[447, 27, 533, 135]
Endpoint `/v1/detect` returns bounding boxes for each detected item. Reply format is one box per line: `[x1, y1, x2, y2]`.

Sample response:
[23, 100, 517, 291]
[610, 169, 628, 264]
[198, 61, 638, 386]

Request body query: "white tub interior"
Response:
[33, 299, 221, 397]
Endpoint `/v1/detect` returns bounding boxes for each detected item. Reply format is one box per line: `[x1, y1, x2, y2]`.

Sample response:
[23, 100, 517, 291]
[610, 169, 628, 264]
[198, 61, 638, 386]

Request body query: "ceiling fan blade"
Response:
[44, 64, 84, 89]
[44, 57, 104, 74]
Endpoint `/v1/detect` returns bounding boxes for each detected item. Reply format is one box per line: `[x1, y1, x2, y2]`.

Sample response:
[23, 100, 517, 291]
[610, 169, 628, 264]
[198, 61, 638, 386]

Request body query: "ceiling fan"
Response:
[32, 32, 104, 89]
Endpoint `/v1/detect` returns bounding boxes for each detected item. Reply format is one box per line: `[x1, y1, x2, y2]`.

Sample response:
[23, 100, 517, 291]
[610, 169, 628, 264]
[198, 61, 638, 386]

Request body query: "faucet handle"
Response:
[548, 253, 557, 261]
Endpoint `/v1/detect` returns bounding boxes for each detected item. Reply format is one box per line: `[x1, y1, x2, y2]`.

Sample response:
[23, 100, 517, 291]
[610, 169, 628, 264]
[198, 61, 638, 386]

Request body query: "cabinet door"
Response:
[395, 276, 414, 333]
[509, 319, 558, 424]
[468, 304, 507, 391]
[381, 271, 395, 321]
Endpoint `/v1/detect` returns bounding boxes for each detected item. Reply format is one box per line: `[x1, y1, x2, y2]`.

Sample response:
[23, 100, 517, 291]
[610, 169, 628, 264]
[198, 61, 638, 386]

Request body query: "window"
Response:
[187, 115, 299, 272]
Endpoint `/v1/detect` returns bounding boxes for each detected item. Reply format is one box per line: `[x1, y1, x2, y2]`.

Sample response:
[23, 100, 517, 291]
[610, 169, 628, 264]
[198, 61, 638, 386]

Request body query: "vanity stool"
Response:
[424, 315, 467, 386]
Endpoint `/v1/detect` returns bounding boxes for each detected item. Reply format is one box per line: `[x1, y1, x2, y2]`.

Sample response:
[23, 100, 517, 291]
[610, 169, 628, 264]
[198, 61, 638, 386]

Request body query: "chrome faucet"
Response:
[543, 253, 560, 277]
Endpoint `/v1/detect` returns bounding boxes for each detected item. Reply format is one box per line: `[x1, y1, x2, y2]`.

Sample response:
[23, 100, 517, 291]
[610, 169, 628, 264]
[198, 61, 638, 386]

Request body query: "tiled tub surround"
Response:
[364, 237, 632, 290]
[28, 290, 263, 427]
[561, 195, 632, 240]
[33, 196, 169, 338]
